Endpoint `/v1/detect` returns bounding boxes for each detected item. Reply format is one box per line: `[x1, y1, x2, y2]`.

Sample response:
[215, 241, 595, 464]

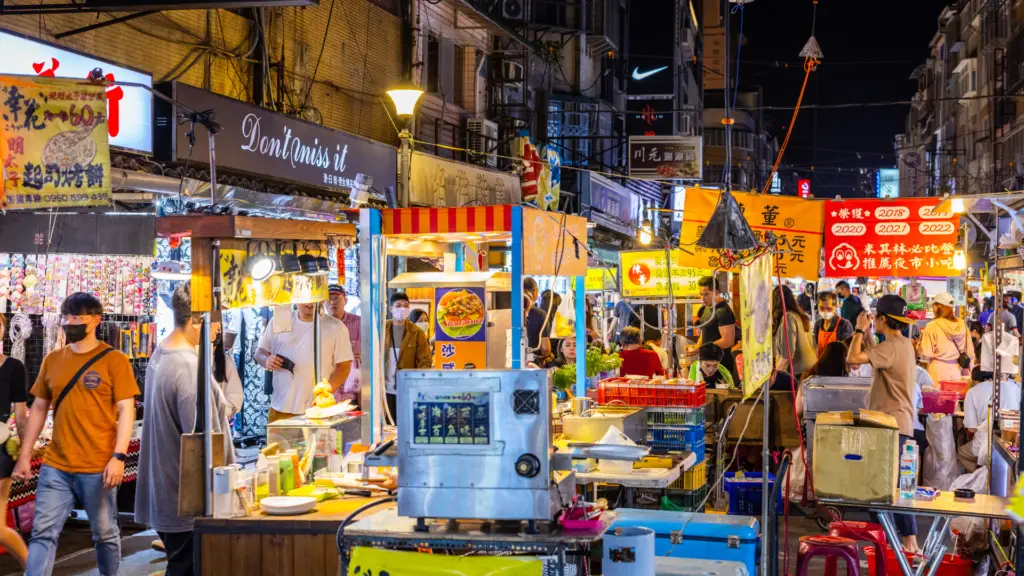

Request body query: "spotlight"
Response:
[246, 241, 276, 281]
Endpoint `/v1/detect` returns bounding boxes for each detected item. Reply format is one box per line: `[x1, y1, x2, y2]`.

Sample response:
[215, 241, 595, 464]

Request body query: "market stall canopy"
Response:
[934, 191, 1024, 215]
[388, 271, 511, 292]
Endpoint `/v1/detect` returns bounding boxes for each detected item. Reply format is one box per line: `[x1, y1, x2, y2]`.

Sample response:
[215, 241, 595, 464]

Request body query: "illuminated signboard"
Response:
[0, 29, 153, 153]
[876, 168, 900, 198]
[798, 179, 811, 198]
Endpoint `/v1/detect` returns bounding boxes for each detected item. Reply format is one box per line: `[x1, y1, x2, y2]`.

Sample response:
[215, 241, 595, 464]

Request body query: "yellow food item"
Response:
[312, 380, 337, 409]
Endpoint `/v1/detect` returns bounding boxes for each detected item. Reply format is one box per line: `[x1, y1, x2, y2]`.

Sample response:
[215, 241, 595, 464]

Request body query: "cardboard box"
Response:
[812, 410, 900, 504]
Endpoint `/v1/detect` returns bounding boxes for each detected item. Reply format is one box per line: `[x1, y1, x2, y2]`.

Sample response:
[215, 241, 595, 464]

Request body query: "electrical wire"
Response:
[302, 0, 337, 111]
[759, 57, 819, 195]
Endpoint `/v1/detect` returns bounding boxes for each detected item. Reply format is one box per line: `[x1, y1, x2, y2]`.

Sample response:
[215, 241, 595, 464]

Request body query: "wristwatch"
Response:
[112, 452, 127, 462]
[854, 328, 864, 335]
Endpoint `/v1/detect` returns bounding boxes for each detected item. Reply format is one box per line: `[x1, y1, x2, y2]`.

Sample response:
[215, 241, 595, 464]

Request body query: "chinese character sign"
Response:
[679, 188, 825, 280]
[0, 75, 111, 210]
[433, 286, 487, 369]
[823, 198, 960, 277]
[740, 252, 773, 399]
[628, 135, 702, 180]
[619, 250, 709, 298]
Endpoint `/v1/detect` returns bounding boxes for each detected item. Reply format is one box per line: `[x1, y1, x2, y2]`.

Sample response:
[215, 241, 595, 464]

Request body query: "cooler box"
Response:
[611, 509, 759, 576]
[812, 411, 900, 504]
[656, 557, 749, 576]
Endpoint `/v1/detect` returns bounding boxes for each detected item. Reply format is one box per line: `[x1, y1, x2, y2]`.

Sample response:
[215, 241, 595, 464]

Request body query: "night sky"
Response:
[737, 0, 949, 195]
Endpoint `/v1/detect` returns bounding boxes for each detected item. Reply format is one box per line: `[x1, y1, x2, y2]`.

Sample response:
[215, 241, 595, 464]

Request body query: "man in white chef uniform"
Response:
[257, 302, 353, 422]
[960, 328, 1021, 472]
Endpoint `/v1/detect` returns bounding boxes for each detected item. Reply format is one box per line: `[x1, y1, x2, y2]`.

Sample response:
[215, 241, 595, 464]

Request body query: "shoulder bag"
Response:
[53, 348, 114, 416]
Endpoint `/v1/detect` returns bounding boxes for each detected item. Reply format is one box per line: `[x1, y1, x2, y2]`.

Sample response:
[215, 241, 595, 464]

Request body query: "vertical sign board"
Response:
[433, 287, 487, 369]
[798, 179, 811, 198]
[740, 252, 773, 399]
[823, 198, 960, 277]
[876, 168, 900, 198]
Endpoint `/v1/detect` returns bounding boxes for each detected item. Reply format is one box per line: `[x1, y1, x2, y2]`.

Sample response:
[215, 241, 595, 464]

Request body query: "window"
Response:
[453, 45, 468, 109]
[971, 70, 977, 91]
[426, 35, 440, 94]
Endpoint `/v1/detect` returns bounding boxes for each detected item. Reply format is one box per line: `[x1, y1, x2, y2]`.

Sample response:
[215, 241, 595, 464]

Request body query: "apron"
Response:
[817, 318, 840, 357]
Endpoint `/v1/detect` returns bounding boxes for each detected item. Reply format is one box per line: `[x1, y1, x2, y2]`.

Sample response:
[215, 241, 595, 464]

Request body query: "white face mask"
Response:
[819, 311, 835, 321]
[416, 322, 429, 333]
[392, 307, 410, 322]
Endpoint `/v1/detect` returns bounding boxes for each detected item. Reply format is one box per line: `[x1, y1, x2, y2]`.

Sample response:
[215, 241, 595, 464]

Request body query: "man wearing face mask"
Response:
[13, 293, 139, 576]
[384, 293, 432, 422]
[256, 302, 353, 422]
[812, 291, 854, 357]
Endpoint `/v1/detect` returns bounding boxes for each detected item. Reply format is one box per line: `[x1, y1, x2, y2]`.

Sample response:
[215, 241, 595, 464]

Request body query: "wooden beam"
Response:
[156, 215, 356, 241]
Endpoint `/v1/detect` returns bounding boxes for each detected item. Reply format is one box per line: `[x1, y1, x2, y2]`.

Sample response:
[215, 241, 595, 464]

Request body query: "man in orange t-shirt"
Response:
[13, 293, 138, 576]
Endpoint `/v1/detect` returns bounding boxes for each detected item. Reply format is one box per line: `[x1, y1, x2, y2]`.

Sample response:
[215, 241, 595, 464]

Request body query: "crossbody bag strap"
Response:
[53, 347, 114, 415]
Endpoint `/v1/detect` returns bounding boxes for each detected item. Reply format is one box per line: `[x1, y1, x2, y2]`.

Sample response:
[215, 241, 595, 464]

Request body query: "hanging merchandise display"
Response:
[739, 252, 773, 398]
[679, 188, 824, 280]
[0, 253, 153, 315]
[0, 75, 112, 210]
[823, 197, 960, 277]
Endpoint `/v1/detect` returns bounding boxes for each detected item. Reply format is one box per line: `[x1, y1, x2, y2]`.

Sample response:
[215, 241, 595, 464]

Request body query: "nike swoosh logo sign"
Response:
[632, 66, 668, 80]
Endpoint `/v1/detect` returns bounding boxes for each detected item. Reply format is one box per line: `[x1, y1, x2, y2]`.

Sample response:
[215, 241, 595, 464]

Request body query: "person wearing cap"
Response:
[918, 292, 974, 383]
[846, 294, 919, 551]
[327, 285, 361, 404]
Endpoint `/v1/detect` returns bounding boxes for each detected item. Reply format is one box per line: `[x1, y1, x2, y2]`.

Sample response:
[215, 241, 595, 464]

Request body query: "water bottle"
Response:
[899, 443, 918, 500]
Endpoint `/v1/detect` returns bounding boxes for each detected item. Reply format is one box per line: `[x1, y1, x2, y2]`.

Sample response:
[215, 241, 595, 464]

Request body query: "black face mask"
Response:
[63, 324, 90, 343]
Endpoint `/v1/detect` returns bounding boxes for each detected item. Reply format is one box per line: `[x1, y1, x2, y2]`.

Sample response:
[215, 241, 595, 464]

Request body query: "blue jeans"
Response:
[26, 465, 120, 576]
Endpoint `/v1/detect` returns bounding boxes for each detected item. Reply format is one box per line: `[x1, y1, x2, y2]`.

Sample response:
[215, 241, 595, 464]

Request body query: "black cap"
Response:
[876, 294, 914, 325]
[328, 285, 345, 295]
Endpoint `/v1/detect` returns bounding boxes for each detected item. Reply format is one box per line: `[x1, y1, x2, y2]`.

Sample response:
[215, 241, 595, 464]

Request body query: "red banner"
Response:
[823, 198, 960, 277]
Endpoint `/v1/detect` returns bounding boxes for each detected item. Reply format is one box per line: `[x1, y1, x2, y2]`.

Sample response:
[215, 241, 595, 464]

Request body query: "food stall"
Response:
[153, 214, 373, 571]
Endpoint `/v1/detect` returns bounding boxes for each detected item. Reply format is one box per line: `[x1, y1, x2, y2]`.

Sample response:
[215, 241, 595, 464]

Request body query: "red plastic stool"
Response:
[825, 521, 888, 576]
[797, 536, 861, 576]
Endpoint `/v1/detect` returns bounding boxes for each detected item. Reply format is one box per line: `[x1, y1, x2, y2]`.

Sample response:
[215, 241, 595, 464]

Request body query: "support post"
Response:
[360, 209, 383, 442]
[511, 207, 524, 369]
[575, 276, 587, 398]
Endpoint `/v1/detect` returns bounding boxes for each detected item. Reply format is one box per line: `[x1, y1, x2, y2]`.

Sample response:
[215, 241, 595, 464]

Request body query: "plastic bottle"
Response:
[899, 443, 918, 500]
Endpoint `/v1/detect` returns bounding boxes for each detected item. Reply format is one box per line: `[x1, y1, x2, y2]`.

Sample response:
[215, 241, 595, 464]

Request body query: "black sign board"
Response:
[626, 95, 675, 136]
[153, 81, 397, 194]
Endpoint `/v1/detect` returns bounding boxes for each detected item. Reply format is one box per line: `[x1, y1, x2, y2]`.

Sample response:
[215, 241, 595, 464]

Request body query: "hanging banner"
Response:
[619, 250, 709, 298]
[433, 286, 487, 369]
[0, 74, 111, 210]
[740, 252, 773, 399]
[823, 197, 959, 277]
[218, 244, 328, 309]
[679, 188, 824, 280]
[521, 208, 588, 277]
[518, 135, 560, 210]
[348, 547, 543, 575]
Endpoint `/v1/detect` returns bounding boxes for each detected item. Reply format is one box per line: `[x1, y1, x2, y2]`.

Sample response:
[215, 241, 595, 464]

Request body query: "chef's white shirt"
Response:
[964, 379, 1022, 465]
[258, 311, 353, 414]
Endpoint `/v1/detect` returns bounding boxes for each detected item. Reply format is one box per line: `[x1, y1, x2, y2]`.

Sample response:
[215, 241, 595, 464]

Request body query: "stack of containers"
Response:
[648, 407, 708, 511]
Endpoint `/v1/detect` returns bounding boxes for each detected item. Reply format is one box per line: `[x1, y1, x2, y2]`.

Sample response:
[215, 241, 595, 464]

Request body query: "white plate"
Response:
[259, 496, 317, 516]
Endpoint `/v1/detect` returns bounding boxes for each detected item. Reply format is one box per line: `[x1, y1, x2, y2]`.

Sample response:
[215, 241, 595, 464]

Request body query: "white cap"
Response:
[930, 292, 955, 307]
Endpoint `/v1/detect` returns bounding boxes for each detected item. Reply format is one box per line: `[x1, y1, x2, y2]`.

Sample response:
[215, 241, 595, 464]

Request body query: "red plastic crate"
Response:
[597, 378, 705, 407]
[922, 389, 958, 414]
[865, 545, 972, 576]
[938, 379, 969, 397]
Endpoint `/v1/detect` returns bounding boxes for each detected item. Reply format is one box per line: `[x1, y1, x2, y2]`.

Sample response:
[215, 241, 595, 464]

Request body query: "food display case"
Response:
[265, 413, 365, 474]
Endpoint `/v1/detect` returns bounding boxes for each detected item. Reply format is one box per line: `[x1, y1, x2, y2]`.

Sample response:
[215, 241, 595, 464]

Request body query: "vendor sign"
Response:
[823, 198, 959, 277]
[0, 74, 111, 210]
[348, 547, 542, 575]
[580, 267, 617, 291]
[679, 188, 823, 280]
[619, 250, 709, 298]
[433, 286, 487, 370]
[219, 244, 328, 309]
[739, 252, 773, 398]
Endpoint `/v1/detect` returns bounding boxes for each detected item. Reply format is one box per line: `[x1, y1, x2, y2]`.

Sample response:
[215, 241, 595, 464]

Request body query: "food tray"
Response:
[647, 407, 705, 426]
[669, 460, 707, 491]
[922, 389, 958, 414]
[598, 378, 706, 408]
[938, 379, 969, 397]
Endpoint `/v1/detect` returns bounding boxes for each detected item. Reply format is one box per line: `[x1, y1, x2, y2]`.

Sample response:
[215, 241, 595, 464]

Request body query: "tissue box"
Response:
[812, 410, 900, 504]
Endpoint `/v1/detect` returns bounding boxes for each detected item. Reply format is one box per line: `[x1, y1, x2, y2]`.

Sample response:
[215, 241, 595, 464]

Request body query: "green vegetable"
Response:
[552, 364, 575, 392]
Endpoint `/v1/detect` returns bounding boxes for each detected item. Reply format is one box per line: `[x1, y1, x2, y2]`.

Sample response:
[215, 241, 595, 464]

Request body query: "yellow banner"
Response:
[680, 188, 823, 280]
[218, 245, 328, 309]
[577, 267, 617, 291]
[0, 75, 111, 210]
[619, 250, 710, 298]
[740, 252, 774, 399]
[348, 547, 543, 575]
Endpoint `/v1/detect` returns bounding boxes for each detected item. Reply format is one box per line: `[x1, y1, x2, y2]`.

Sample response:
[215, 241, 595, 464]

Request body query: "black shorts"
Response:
[0, 448, 16, 479]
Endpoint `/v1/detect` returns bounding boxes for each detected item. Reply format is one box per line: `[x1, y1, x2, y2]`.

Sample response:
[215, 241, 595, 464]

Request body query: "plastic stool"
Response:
[825, 521, 887, 576]
[797, 536, 860, 576]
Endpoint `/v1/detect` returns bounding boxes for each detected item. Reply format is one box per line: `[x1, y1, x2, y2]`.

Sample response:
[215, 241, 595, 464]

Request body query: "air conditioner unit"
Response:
[503, 61, 525, 85]
[502, 0, 527, 21]
[467, 117, 499, 168]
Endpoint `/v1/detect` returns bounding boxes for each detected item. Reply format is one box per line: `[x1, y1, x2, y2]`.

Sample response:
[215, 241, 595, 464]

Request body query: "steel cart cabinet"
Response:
[611, 509, 760, 576]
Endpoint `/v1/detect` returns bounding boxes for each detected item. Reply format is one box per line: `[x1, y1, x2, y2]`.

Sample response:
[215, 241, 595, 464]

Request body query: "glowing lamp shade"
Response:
[951, 198, 966, 214]
[247, 253, 276, 282]
[638, 218, 653, 246]
[386, 87, 425, 117]
[952, 244, 967, 271]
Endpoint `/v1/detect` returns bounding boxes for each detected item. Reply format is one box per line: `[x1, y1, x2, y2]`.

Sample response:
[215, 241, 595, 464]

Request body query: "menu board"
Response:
[433, 286, 487, 369]
[413, 391, 491, 445]
[619, 250, 708, 298]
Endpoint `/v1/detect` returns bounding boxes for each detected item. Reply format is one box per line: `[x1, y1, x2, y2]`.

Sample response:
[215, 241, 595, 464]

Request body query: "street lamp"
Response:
[638, 218, 653, 246]
[386, 84, 425, 208]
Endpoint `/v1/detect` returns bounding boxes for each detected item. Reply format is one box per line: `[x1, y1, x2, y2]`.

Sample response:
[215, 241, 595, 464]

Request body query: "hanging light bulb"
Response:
[246, 241, 277, 282]
[638, 218, 653, 246]
[952, 242, 967, 271]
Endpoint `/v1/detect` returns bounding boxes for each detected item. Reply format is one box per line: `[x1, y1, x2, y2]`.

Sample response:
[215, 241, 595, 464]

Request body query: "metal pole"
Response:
[208, 131, 217, 207]
[723, 0, 733, 195]
[398, 130, 412, 208]
[313, 303, 322, 385]
[200, 311, 214, 516]
[761, 373, 771, 576]
[575, 277, 587, 397]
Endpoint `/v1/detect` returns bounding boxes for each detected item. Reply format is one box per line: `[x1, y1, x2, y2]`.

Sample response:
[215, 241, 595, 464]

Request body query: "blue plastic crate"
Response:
[647, 423, 704, 445]
[648, 438, 705, 460]
[723, 472, 781, 516]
